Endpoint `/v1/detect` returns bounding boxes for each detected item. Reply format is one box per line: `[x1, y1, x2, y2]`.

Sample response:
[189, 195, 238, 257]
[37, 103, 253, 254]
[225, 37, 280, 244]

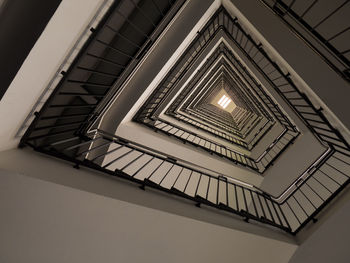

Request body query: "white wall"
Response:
[0, 148, 296, 242]
[0, 0, 106, 151]
[0, 1, 347, 260]
[0, 154, 297, 263]
[228, 0, 350, 137]
[288, 190, 350, 263]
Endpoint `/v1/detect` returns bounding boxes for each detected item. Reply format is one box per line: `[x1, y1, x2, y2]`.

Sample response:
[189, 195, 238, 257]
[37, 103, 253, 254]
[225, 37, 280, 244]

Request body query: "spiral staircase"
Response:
[0, 0, 349, 262]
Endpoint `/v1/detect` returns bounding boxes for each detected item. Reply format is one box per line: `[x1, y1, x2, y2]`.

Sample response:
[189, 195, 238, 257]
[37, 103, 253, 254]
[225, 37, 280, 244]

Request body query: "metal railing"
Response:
[279, 146, 350, 233]
[148, 118, 259, 171]
[24, 129, 292, 233]
[15, 0, 114, 138]
[134, 9, 299, 173]
[261, 0, 350, 81]
[141, 116, 297, 174]
[22, 127, 349, 235]
[133, 6, 350, 233]
[20, 0, 185, 147]
[219, 4, 350, 233]
[168, 112, 274, 151]
[19, 5, 350, 235]
[180, 106, 262, 141]
[171, 113, 254, 146]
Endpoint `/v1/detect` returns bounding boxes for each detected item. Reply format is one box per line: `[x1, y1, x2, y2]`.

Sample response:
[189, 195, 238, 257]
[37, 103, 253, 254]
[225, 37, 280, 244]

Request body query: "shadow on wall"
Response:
[0, 0, 61, 100]
[289, 188, 350, 263]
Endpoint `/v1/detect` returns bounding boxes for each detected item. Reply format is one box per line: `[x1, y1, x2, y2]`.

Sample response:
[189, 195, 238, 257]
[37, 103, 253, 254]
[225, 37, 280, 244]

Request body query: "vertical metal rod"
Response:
[171, 166, 184, 188]
[305, 182, 325, 201]
[120, 152, 145, 171]
[115, 10, 150, 38]
[150, 0, 164, 16]
[327, 26, 350, 42]
[234, 185, 239, 210]
[129, 0, 157, 28]
[77, 140, 112, 157]
[216, 178, 220, 204]
[104, 25, 142, 48]
[183, 171, 194, 193]
[277, 203, 292, 230]
[146, 160, 165, 180]
[313, 1, 349, 29]
[225, 181, 229, 206]
[312, 176, 333, 193]
[292, 195, 309, 217]
[249, 190, 259, 217]
[257, 194, 266, 218]
[205, 176, 211, 199]
[102, 148, 133, 168]
[90, 144, 123, 162]
[300, 0, 318, 18]
[299, 187, 317, 209]
[324, 163, 349, 179]
[264, 197, 276, 222]
[286, 200, 302, 224]
[159, 164, 175, 184]
[194, 173, 203, 197]
[271, 200, 283, 226]
[242, 187, 248, 212]
[132, 156, 154, 177]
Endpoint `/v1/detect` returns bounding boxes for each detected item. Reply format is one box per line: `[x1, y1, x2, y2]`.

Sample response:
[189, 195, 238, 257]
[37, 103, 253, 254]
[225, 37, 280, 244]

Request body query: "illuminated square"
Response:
[217, 95, 231, 109]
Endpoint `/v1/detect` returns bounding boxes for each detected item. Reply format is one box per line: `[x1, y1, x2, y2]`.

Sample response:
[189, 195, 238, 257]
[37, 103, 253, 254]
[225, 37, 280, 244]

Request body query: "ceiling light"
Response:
[223, 99, 231, 109]
[217, 95, 231, 109]
[218, 95, 226, 105]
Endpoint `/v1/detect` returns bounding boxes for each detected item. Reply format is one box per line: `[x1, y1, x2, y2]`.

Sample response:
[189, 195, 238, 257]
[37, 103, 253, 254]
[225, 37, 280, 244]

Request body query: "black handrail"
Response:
[134, 9, 299, 173]
[131, 6, 350, 233]
[20, 0, 185, 147]
[260, 0, 350, 82]
[27, 128, 292, 233]
[216, 6, 350, 233]
[22, 126, 349, 235]
[19, 5, 350, 236]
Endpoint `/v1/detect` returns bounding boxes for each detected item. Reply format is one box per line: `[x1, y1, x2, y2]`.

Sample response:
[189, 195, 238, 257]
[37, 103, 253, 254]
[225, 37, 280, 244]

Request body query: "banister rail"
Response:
[22, 125, 349, 234]
[18, 5, 350, 235]
[260, 0, 350, 82]
[25, 128, 292, 233]
[134, 9, 300, 174]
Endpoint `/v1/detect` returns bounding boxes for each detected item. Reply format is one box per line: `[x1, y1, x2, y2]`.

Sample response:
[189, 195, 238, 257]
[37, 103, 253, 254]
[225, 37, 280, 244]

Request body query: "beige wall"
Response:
[0, 0, 106, 151]
[0, 167, 297, 263]
[289, 189, 350, 263]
